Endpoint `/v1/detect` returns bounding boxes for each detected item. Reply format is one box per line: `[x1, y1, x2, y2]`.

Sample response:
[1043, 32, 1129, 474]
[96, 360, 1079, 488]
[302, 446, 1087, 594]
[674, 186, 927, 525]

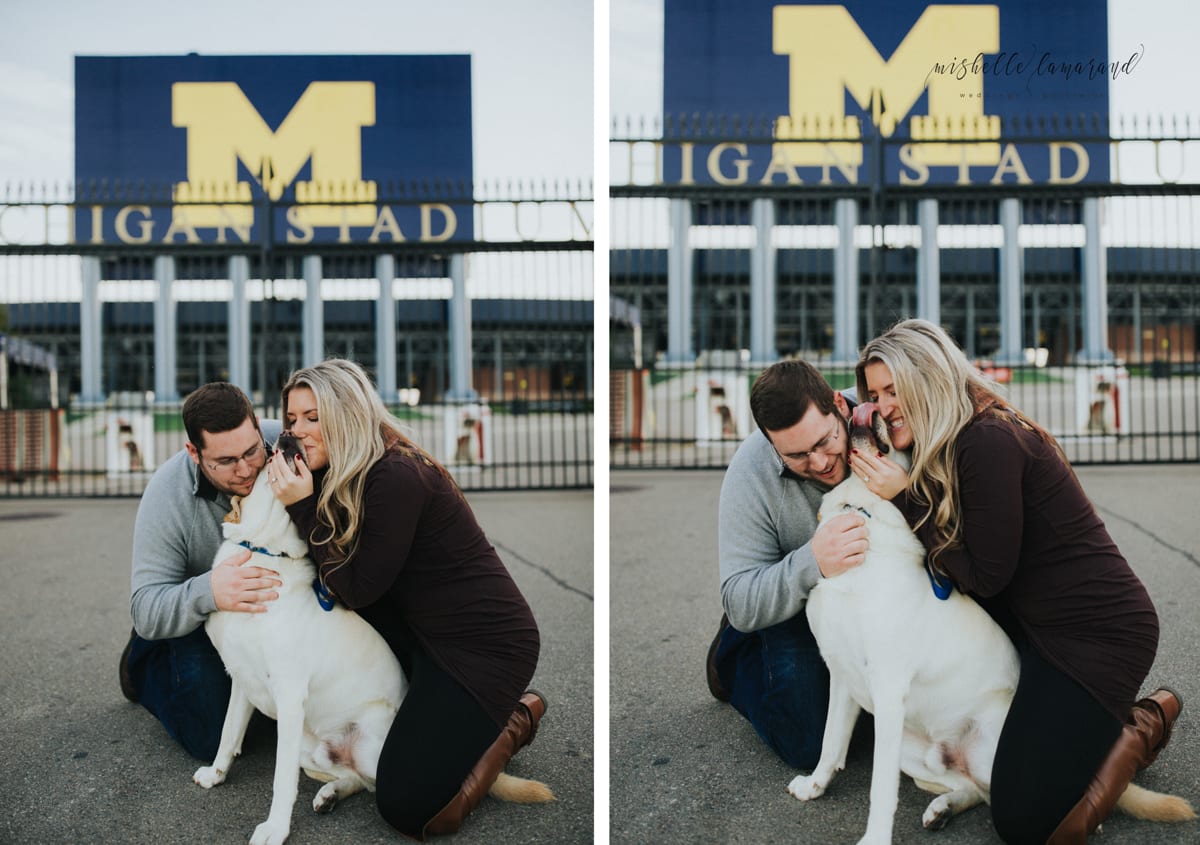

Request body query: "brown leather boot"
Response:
[119, 628, 139, 702]
[420, 691, 547, 839]
[706, 614, 731, 702]
[1045, 688, 1182, 844]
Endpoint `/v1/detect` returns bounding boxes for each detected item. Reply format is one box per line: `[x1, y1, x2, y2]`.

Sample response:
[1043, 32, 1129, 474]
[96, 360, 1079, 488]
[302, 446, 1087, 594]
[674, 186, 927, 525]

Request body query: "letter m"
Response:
[172, 81, 378, 227]
[772, 4, 1002, 169]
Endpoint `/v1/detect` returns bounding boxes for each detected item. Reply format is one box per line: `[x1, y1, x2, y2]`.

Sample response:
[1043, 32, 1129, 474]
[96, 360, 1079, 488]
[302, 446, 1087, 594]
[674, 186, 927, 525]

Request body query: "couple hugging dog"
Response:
[710, 328, 1194, 845]
[123, 367, 552, 845]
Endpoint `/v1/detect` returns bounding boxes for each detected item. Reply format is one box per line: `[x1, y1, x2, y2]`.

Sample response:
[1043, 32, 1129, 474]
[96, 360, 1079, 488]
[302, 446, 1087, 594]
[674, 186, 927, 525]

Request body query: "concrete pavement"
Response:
[3, 460, 1198, 844]
[0, 487, 593, 845]
[611, 465, 1200, 844]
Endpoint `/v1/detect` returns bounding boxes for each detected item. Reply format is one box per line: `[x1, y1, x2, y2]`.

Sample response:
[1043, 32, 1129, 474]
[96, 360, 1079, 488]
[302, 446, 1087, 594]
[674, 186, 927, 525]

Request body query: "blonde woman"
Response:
[266, 359, 543, 840]
[849, 319, 1181, 844]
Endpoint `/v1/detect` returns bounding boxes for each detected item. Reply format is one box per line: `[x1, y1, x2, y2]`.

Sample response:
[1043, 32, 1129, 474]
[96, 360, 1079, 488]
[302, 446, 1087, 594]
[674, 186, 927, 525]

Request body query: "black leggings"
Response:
[990, 641, 1124, 843]
[375, 645, 503, 838]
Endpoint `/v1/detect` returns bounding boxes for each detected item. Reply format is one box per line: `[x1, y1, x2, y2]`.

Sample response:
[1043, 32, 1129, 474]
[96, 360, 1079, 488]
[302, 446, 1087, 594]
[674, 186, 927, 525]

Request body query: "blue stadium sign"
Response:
[75, 54, 473, 243]
[663, 0, 1129, 185]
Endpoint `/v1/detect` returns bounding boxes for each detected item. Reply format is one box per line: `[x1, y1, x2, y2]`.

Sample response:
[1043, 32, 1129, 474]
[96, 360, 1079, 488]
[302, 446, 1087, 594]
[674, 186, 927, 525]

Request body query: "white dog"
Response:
[786, 404, 1192, 845]
[195, 433, 551, 845]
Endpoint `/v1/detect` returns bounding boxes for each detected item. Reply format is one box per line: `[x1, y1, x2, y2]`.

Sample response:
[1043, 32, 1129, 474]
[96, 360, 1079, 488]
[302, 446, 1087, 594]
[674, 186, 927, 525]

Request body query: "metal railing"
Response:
[610, 115, 1200, 468]
[610, 362, 1200, 469]
[0, 180, 594, 494]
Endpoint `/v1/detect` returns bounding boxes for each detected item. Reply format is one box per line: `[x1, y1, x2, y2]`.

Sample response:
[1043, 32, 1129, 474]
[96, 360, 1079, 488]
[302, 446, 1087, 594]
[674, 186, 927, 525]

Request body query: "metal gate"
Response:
[0, 181, 594, 494]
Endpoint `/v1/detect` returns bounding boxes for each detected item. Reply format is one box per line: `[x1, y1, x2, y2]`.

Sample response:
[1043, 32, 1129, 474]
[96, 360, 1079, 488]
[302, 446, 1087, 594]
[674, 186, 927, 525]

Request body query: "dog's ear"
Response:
[275, 431, 307, 476]
[225, 496, 243, 524]
[851, 402, 889, 455]
[871, 409, 892, 455]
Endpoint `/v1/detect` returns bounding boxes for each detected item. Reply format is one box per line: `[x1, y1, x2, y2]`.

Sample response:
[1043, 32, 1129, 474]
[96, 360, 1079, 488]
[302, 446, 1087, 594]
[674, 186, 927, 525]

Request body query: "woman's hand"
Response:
[267, 448, 313, 506]
[849, 449, 908, 501]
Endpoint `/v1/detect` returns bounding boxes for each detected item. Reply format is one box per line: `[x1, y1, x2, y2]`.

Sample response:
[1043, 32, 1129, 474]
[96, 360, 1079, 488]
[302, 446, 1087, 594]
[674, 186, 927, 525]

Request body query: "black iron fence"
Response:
[610, 115, 1200, 468]
[0, 180, 593, 494]
[610, 362, 1200, 469]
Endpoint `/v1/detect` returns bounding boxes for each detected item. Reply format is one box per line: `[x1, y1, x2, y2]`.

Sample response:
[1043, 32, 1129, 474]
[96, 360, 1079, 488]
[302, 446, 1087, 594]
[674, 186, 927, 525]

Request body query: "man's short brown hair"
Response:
[750, 360, 837, 435]
[182, 383, 258, 450]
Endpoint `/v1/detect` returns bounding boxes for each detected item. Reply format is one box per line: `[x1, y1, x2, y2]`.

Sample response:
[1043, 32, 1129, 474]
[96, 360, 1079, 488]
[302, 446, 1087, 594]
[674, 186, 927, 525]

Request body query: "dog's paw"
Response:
[192, 766, 225, 788]
[313, 783, 339, 814]
[249, 820, 290, 845]
[787, 774, 826, 802]
[922, 796, 953, 831]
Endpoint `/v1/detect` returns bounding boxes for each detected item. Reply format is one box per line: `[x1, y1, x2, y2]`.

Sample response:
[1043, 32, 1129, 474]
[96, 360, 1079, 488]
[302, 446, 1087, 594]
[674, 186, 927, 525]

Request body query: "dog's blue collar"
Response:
[312, 579, 336, 611]
[851, 503, 949, 598]
[237, 540, 333, 610]
[238, 540, 286, 558]
[925, 561, 954, 600]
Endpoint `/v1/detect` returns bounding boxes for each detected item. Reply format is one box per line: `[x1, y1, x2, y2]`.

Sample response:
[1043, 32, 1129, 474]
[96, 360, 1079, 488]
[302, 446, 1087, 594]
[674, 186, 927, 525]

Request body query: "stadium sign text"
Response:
[653, 138, 1093, 186]
[74, 55, 474, 244]
[661, 1, 1114, 186]
[72, 200, 458, 245]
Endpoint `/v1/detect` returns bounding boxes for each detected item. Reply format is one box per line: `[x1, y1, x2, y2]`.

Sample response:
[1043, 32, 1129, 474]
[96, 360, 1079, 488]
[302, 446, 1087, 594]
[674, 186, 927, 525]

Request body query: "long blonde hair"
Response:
[281, 359, 455, 578]
[855, 319, 1057, 571]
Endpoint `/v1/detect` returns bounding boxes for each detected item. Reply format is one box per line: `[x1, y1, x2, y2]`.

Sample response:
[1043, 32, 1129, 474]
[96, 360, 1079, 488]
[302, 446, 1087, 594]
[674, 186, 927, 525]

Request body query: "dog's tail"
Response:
[1116, 782, 1196, 822]
[488, 771, 556, 804]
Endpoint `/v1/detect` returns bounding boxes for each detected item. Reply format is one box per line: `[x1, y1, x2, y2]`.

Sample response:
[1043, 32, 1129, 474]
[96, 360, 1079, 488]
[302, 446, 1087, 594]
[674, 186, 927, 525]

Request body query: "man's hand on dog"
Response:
[212, 548, 281, 613]
[266, 449, 313, 506]
[813, 513, 870, 577]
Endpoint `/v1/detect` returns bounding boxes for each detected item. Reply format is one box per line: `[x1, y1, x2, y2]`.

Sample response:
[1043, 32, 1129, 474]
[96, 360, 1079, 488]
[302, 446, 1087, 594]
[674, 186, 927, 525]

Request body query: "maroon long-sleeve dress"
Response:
[900, 412, 1158, 721]
[287, 447, 540, 728]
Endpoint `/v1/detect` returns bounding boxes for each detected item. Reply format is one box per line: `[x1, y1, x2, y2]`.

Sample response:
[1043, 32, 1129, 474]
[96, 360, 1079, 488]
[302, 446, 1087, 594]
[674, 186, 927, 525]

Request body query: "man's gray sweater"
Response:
[129, 421, 281, 640]
[717, 429, 829, 632]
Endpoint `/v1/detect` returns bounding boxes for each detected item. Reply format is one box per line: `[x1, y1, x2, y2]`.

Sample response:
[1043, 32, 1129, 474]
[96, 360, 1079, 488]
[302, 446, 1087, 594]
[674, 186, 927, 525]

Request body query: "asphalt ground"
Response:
[611, 464, 1200, 845]
[0, 487, 593, 845]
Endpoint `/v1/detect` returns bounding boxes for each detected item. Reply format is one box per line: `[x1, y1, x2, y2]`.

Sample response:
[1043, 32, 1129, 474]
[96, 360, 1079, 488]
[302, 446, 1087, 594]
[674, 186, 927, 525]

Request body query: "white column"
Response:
[666, 198, 694, 365]
[585, 329, 594, 394]
[493, 335, 503, 400]
[302, 255, 324, 367]
[153, 255, 179, 403]
[375, 254, 398, 403]
[833, 198, 859, 364]
[749, 198, 777, 364]
[446, 254, 476, 400]
[80, 256, 104, 404]
[1078, 197, 1113, 363]
[227, 256, 251, 394]
[917, 198, 941, 324]
[996, 198, 1025, 365]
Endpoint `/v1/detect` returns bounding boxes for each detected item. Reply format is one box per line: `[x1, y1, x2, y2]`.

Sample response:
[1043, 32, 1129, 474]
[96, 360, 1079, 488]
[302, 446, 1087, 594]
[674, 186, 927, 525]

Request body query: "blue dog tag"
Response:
[312, 578, 336, 611]
[925, 561, 954, 600]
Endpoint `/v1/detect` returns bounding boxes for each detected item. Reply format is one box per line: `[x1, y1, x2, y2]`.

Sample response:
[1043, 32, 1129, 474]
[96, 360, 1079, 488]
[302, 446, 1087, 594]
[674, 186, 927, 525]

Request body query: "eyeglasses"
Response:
[776, 418, 843, 470]
[202, 441, 265, 472]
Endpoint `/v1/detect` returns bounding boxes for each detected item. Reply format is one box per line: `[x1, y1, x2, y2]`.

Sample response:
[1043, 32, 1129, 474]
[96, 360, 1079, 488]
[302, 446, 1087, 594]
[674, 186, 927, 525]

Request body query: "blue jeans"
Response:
[127, 626, 231, 761]
[714, 612, 830, 769]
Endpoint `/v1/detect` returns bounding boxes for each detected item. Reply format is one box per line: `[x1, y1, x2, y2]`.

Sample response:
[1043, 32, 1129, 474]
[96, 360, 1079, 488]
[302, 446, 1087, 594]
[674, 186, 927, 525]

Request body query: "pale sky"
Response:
[0, 0, 594, 184]
[3, 0, 1195, 183]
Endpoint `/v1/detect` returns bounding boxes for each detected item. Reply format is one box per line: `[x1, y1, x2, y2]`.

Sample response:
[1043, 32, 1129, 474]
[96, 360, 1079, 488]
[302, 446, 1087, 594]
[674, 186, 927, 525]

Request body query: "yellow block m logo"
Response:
[771, 4, 1002, 181]
[172, 81, 378, 228]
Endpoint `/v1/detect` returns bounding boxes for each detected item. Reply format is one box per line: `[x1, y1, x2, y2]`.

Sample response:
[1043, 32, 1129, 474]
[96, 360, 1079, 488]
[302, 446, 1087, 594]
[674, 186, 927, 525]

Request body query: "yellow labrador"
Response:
[786, 404, 1192, 844]
[195, 433, 550, 845]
